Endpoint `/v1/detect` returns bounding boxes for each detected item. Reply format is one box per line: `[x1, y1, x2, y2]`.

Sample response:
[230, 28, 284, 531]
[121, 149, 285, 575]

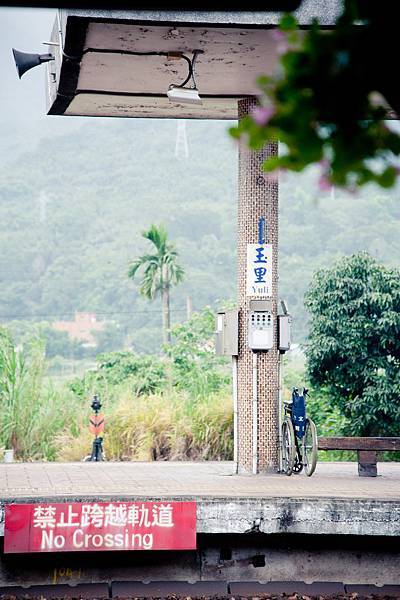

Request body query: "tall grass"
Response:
[54, 389, 233, 462]
[0, 328, 83, 461]
[50, 309, 234, 463]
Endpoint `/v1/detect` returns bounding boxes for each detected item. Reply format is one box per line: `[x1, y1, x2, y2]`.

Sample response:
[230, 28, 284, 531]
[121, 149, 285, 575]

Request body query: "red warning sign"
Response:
[89, 413, 105, 435]
[5, 501, 197, 553]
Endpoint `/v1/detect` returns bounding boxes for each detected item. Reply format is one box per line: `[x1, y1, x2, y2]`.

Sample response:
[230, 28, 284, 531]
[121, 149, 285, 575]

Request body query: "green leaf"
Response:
[279, 13, 298, 32]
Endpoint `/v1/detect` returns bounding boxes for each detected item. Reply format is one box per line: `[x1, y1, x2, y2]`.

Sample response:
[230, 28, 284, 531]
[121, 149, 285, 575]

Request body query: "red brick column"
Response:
[237, 98, 279, 473]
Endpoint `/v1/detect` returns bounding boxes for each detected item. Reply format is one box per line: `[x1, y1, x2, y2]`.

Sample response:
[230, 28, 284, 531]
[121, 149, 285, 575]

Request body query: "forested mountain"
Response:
[0, 117, 399, 352]
[280, 169, 400, 340]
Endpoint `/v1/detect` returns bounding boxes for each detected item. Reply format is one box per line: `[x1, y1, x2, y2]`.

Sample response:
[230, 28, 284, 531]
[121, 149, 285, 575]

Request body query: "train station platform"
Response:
[1, 461, 400, 537]
[1, 461, 400, 589]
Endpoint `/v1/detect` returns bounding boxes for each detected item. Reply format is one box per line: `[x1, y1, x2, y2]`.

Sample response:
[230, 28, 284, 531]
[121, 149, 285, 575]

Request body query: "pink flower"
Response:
[369, 91, 386, 108]
[347, 184, 359, 197]
[251, 105, 275, 126]
[277, 41, 290, 55]
[271, 29, 287, 43]
[318, 158, 330, 169]
[272, 28, 291, 55]
[262, 167, 286, 183]
[318, 173, 332, 192]
[263, 170, 279, 183]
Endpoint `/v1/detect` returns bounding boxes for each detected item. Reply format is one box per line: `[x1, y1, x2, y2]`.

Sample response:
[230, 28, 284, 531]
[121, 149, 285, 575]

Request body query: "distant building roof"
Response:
[53, 312, 104, 346]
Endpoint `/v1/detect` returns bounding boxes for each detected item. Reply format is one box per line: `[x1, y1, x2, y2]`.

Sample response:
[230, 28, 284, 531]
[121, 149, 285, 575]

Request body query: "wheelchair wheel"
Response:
[292, 455, 303, 474]
[281, 418, 296, 476]
[303, 417, 318, 476]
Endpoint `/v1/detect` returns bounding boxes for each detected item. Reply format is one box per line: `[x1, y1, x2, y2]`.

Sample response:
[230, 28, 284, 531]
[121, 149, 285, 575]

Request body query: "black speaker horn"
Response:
[12, 48, 53, 79]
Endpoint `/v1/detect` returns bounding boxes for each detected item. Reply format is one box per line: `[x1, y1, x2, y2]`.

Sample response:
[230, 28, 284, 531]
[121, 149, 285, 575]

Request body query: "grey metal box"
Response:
[249, 299, 272, 312]
[278, 314, 292, 352]
[215, 310, 238, 356]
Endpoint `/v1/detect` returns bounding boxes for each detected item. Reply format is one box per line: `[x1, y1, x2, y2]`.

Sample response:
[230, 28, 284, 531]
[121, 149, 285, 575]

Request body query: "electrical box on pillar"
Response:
[215, 309, 239, 472]
[215, 310, 238, 356]
[278, 299, 292, 353]
[248, 299, 274, 351]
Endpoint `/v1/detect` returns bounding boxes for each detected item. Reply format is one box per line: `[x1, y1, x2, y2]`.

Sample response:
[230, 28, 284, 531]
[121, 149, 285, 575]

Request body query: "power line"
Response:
[0, 272, 135, 280]
[0, 308, 193, 320]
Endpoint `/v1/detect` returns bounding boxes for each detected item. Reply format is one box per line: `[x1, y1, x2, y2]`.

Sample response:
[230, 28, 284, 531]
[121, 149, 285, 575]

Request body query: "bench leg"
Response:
[358, 450, 377, 477]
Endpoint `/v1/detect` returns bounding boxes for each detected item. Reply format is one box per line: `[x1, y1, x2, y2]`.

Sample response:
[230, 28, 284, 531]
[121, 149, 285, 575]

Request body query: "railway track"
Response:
[0, 580, 400, 599]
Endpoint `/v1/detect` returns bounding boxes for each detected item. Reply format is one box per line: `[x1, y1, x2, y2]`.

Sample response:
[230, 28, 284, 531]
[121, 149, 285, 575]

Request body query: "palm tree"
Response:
[128, 224, 184, 345]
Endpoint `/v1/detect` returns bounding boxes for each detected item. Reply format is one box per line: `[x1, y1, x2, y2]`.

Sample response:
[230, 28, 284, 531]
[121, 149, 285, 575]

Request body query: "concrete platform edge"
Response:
[1, 496, 399, 537]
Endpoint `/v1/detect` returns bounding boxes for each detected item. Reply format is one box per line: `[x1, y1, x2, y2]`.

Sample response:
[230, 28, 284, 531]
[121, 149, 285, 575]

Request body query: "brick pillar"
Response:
[237, 97, 279, 474]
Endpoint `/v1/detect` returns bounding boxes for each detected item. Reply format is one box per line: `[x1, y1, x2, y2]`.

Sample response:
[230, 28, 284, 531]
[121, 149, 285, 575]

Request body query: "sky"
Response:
[0, 7, 85, 162]
[0, 8, 55, 116]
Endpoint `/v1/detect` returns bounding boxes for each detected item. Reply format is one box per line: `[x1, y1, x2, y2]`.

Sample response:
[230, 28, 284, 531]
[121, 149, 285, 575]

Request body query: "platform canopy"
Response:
[46, 3, 340, 120]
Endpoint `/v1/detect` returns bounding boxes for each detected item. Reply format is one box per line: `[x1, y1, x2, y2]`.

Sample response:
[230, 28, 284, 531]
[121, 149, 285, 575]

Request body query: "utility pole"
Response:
[186, 296, 193, 320]
[175, 120, 189, 158]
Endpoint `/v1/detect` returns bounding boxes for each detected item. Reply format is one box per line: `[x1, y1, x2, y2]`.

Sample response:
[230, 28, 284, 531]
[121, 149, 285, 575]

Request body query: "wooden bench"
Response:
[318, 437, 400, 477]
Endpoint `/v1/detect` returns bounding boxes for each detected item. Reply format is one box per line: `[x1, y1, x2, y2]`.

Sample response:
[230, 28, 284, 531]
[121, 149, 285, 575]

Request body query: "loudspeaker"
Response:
[12, 48, 53, 79]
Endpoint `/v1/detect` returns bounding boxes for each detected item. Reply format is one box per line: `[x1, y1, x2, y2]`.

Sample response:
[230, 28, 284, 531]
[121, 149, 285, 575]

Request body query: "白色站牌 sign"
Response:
[246, 243, 273, 297]
[4, 501, 196, 553]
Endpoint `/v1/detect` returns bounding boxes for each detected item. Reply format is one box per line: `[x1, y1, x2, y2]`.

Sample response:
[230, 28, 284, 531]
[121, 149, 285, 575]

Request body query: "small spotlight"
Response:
[167, 86, 202, 105]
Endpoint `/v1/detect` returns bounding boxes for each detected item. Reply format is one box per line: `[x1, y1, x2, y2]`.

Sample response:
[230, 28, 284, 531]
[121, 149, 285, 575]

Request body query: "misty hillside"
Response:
[0, 117, 399, 351]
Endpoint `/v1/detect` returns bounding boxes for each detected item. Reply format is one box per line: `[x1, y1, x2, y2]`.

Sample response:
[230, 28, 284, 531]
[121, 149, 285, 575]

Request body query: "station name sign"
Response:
[246, 243, 273, 297]
[4, 501, 196, 553]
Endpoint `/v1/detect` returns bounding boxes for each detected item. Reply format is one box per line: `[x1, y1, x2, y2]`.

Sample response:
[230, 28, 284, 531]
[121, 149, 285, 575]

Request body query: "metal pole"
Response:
[232, 355, 239, 473]
[278, 352, 283, 472]
[186, 296, 193, 320]
[252, 351, 258, 475]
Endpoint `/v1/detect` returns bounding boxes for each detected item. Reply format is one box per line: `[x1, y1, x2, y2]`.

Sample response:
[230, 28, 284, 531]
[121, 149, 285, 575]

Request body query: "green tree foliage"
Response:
[93, 322, 126, 354]
[128, 224, 184, 344]
[70, 308, 229, 403]
[39, 323, 87, 359]
[166, 307, 230, 397]
[305, 252, 400, 436]
[69, 351, 167, 400]
[230, 3, 400, 189]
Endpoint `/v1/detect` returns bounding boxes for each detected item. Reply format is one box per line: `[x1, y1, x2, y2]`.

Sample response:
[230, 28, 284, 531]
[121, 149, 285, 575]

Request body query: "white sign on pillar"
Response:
[246, 243, 273, 296]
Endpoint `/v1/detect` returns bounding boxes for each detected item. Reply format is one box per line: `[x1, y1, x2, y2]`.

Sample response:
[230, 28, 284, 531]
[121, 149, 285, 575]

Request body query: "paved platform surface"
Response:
[1, 462, 400, 537]
[1, 461, 400, 500]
